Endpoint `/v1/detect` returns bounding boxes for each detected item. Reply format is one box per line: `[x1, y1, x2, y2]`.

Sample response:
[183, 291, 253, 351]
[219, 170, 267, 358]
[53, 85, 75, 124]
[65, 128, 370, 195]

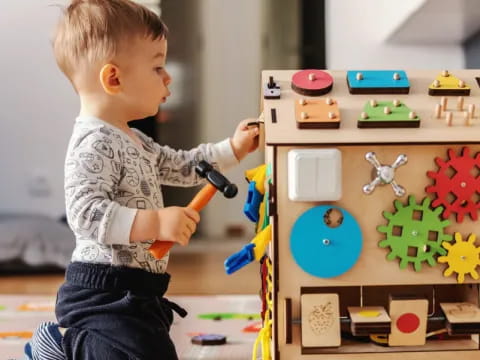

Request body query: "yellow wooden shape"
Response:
[245, 164, 267, 194]
[349, 306, 390, 322]
[429, 73, 470, 90]
[359, 310, 380, 318]
[252, 224, 272, 261]
[438, 233, 480, 284]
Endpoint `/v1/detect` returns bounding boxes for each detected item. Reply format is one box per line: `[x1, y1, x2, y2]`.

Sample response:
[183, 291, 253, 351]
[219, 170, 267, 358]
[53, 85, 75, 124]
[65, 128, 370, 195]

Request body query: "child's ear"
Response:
[99, 64, 122, 95]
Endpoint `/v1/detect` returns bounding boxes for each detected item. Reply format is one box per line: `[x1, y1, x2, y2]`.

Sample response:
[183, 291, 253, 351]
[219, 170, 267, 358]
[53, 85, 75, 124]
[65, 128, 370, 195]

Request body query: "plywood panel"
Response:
[301, 293, 341, 348]
[388, 297, 428, 346]
[265, 70, 480, 359]
[275, 144, 480, 288]
[262, 70, 480, 144]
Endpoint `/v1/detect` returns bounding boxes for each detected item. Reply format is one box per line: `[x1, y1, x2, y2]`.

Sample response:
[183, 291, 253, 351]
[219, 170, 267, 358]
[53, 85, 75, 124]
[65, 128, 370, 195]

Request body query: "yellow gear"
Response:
[438, 232, 480, 283]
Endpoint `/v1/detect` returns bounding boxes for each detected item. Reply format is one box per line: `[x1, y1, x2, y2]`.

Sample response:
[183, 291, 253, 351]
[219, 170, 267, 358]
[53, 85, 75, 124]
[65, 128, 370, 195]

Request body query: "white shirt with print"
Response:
[64, 116, 238, 273]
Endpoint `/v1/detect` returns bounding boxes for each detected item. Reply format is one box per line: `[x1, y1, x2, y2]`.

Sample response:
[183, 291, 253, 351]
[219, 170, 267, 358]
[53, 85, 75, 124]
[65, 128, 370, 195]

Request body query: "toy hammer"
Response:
[149, 160, 238, 259]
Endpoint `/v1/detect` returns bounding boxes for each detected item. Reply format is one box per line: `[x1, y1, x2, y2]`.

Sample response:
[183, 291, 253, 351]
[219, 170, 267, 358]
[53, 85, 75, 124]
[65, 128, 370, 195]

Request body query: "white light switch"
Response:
[288, 149, 342, 201]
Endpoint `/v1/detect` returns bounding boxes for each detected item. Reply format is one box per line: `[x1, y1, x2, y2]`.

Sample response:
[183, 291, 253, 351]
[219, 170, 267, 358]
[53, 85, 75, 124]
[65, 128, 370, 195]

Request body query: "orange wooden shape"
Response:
[295, 99, 341, 129]
[0, 331, 33, 339]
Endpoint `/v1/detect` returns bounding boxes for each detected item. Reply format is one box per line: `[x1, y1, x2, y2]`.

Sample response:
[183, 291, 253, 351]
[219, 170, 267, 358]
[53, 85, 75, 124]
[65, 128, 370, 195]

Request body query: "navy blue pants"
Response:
[56, 262, 187, 360]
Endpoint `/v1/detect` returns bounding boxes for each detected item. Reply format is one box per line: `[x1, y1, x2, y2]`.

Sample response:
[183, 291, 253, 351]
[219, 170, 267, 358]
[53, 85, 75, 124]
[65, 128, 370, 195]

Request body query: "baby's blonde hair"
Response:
[53, 0, 168, 81]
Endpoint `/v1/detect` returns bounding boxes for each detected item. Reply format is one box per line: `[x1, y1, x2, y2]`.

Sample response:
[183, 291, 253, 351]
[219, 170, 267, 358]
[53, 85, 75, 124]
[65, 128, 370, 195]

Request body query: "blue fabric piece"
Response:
[224, 243, 255, 274]
[243, 181, 263, 222]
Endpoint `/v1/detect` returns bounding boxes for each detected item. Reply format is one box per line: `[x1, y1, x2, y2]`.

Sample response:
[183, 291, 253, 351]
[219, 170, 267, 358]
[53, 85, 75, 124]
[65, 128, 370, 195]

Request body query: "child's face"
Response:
[119, 36, 171, 119]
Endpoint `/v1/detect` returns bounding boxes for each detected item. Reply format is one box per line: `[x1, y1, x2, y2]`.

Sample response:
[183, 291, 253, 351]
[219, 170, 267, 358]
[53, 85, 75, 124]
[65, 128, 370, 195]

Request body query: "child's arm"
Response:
[65, 131, 137, 246]
[65, 129, 199, 247]
[65, 129, 193, 245]
[66, 129, 200, 246]
[153, 119, 259, 187]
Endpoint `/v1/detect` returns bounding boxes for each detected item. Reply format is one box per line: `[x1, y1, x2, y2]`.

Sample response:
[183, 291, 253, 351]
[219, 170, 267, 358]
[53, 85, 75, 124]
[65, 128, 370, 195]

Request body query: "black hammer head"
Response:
[195, 161, 238, 198]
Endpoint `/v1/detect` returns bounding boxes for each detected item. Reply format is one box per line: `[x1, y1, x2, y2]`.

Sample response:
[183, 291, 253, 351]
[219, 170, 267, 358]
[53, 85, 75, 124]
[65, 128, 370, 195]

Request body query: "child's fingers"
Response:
[185, 217, 197, 234]
[239, 118, 257, 130]
[184, 207, 200, 223]
[245, 126, 259, 139]
[179, 232, 189, 246]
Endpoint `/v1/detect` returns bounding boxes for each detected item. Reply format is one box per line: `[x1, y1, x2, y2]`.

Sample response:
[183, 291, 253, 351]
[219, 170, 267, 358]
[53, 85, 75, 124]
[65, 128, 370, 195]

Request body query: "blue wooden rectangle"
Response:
[347, 70, 410, 89]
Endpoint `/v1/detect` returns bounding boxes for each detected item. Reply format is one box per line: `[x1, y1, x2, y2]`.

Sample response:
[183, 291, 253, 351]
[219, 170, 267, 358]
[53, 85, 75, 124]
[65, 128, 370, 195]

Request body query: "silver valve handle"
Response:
[362, 152, 408, 197]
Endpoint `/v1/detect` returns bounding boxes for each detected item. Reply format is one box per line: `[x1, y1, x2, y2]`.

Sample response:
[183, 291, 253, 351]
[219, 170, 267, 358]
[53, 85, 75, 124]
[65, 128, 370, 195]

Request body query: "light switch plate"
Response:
[288, 149, 342, 201]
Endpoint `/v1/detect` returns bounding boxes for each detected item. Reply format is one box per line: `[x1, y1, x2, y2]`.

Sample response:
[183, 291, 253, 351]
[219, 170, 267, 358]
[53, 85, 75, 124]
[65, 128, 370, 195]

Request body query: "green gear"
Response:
[377, 195, 453, 271]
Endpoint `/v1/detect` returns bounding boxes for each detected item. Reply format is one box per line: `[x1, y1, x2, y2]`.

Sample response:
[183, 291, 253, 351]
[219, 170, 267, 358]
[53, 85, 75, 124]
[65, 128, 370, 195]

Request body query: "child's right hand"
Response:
[156, 207, 200, 246]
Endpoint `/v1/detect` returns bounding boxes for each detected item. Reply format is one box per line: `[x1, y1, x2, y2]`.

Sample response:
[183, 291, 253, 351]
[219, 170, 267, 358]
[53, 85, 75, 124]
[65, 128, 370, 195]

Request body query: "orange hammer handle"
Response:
[187, 183, 218, 212]
[148, 183, 218, 259]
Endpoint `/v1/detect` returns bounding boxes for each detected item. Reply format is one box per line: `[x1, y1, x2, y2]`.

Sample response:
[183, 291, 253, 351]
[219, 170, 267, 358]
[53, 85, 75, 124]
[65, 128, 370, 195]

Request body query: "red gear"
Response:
[426, 147, 480, 223]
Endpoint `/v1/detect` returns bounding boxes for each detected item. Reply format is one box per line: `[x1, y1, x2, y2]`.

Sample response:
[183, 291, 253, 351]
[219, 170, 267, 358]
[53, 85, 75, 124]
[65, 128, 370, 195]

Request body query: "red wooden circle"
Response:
[396, 313, 420, 333]
[291, 69, 333, 91]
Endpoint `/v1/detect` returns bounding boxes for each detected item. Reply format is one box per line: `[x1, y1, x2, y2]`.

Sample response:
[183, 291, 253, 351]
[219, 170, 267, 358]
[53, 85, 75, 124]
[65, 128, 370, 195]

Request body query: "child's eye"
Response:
[154, 67, 163, 73]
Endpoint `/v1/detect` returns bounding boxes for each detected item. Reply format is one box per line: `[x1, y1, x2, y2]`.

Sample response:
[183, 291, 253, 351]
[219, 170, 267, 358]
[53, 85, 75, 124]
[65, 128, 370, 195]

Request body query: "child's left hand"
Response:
[230, 117, 260, 161]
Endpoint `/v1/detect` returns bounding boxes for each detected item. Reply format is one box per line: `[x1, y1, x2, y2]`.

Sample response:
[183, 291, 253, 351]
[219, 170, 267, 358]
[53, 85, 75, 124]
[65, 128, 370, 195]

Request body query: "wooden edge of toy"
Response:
[429, 89, 471, 96]
[284, 297, 292, 344]
[357, 120, 420, 128]
[347, 82, 410, 95]
[291, 83, 333, 96]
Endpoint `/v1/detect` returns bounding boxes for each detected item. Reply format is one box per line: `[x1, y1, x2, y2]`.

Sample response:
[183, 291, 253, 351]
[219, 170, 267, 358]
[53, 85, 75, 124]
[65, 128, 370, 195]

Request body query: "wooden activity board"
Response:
[260, 69, 480, 359]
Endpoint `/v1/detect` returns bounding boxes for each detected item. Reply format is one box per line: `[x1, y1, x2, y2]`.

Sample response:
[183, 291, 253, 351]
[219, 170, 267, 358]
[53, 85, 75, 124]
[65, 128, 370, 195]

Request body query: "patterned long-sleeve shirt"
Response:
[64, 116, 238, 273]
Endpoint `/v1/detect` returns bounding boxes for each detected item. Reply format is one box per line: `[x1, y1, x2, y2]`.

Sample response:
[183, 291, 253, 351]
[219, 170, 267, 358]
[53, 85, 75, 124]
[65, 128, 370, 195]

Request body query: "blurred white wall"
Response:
[325, 0, 465, 69]
[0, 0, 76, 218]
[0, 0, 264, 239]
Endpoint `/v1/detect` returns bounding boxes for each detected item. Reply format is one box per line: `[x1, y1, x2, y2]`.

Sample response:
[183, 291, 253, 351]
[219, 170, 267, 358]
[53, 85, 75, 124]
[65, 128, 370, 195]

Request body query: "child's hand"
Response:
[230, 118, 260, 161]
[156, 207, 200, 246]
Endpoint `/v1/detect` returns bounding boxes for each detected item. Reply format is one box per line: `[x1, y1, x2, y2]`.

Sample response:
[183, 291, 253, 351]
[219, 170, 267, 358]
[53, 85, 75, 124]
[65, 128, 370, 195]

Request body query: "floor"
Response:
[0, 237, 263, 359]
[0, 294, 262, 359]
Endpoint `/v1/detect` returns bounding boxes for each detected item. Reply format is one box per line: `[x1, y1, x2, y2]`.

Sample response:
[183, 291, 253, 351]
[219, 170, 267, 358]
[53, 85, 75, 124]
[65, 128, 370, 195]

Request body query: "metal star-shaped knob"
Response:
[362, 152, 407, 197]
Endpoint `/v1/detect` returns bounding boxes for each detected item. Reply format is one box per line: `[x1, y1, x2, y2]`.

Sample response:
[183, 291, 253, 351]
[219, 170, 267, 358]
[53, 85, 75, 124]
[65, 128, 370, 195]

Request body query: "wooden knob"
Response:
[457, 96, 464, 111]
[440, 97, 448, 110]
[434, 104, 442, 119]
[445, 111, 453, 126]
